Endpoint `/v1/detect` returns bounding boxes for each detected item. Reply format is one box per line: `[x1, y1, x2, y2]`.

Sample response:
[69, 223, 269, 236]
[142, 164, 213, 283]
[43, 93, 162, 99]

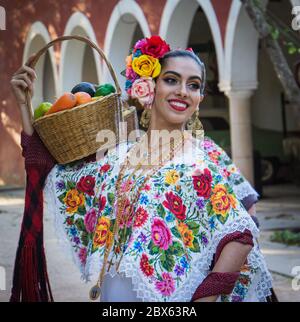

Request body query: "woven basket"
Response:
[25, 35, 137, 164]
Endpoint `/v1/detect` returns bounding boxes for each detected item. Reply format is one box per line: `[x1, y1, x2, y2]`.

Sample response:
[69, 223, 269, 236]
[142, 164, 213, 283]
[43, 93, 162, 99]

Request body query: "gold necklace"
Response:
[89, 131, 186, 301]
[114, 137, 186, 272]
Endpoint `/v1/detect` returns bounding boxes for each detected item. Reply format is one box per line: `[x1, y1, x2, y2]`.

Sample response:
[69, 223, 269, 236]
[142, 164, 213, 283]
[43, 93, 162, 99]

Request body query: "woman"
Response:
[10, 35, 273, 302]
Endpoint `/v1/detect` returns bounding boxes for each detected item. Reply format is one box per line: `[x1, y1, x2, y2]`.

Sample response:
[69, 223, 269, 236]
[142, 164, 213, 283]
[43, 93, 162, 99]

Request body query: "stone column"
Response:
[226, 90, 255, 185]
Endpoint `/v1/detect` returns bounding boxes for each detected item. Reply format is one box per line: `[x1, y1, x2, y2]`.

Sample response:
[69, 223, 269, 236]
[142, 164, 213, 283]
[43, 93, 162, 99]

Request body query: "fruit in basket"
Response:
[95, 83, 116, 97]
[45, 92, 77, 115]
[74, 92, 92, 106]
[91, 96, 103, 101]
[71, 82, 96, 97]
[34, 102, 52, 120]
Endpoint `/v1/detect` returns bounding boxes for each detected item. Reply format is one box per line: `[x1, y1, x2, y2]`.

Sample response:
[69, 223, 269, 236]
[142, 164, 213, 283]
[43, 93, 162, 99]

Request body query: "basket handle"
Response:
[25, 35, 122, 122]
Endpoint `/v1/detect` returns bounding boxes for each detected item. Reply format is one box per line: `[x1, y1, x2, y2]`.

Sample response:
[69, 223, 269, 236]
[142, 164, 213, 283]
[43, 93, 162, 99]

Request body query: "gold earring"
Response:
[140, 109, 151, 129]
[187, 110, 204, 140]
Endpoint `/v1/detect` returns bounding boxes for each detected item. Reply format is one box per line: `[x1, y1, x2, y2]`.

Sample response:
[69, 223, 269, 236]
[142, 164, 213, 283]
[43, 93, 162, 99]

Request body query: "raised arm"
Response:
[10, 56, 56, 172]
[10, 55, 37, 136]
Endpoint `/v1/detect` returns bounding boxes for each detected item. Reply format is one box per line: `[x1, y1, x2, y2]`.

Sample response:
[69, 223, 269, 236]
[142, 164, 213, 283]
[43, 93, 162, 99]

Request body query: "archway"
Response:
[159, 0, 224, 82]
[104, 0, 151, 89]
[60, 12, 100, 93]
[23, 22, 57, 111]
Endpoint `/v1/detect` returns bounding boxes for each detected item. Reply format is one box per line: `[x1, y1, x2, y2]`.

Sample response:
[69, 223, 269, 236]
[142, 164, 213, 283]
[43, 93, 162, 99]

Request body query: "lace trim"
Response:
[233, 180, 259, 201]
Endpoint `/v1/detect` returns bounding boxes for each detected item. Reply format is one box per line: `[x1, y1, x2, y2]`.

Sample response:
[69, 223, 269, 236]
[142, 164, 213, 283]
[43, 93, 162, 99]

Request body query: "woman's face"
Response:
[151, 56, 204, 129]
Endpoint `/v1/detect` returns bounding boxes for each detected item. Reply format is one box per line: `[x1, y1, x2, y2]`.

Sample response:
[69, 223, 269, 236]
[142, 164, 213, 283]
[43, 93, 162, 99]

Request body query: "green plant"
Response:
[270, 229, 300, 246]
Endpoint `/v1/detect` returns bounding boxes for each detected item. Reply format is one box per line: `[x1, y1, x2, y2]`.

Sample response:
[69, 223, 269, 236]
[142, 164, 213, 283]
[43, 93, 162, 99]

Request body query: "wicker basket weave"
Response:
[25, 35, 136, 164]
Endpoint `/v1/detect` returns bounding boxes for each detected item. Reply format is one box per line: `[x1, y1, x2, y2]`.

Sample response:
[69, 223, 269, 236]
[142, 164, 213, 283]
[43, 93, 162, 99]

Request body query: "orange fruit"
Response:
[45, 92, 77, 115]
[74, 92, 92, 106]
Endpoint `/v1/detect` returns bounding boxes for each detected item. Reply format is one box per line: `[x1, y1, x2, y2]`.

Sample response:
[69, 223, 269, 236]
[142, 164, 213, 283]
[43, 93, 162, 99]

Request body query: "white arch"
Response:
[60, 11, 101, 93]
[159, 0, 225, 81]
[103, 0, 151, 88]
[23, 21, 58, 111]
[222, 0, 269, 92]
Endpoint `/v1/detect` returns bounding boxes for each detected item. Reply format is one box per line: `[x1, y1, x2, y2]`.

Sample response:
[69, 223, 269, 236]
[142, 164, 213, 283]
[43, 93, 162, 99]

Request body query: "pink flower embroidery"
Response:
[84, 208, 97, 233]
[151, 218, 172, 250]
[78, 247, 87, 265]
[202, 139, 214, 150]
[119, 199, 134, 229]
[155, 272, 175, 296]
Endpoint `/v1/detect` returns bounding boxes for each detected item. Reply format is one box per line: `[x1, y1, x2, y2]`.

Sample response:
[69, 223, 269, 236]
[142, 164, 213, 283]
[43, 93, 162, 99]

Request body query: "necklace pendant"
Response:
[89, 285, 101, 301]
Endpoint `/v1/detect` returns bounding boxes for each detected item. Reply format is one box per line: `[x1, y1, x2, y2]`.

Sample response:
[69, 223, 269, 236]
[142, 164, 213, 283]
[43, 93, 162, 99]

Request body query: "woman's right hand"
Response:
[10, 56, 37, 135]
[10, 60, 37, 108]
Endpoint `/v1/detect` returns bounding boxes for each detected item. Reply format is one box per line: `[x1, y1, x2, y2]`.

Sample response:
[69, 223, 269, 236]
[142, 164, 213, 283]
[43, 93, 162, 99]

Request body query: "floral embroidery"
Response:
[84, 208, 97, 233]
[192, 168, 212, 199]
[221, 265, 258, 302]
[93, 216, 112, 250]
[177, 222, 194, 248]
[76, 175, 95, 196]
[63, 189, 85, 214]
[162, 192, 186, 221]
[155, 272, 175, 296]
[151, 218, 173, 251]
[210, 184, 237, 217]
[165, 170, 180, 185]
[140, 253, 154, 277]
[208, 150, 221, 165]
[49, 137, 269, 302]
[133, 206, 149, 228]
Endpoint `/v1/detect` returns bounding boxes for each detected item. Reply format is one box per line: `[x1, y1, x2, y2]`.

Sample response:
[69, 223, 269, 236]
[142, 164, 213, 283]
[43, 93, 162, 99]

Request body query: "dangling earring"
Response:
[187, 109, 204, 140]
[140, 108, 151, 129]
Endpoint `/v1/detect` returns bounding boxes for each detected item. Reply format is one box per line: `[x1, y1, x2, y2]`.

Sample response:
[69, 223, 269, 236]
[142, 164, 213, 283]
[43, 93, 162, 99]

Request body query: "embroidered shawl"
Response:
[43, 136, 272, 302]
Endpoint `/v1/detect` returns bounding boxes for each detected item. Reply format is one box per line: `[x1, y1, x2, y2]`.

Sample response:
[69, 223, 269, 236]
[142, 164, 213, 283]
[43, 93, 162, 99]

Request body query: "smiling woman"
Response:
[11, 35, 275, 302]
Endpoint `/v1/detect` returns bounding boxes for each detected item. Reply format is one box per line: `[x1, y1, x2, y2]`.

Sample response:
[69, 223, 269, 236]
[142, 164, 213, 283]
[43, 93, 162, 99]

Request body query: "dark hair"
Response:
[159, 50, 206, 95]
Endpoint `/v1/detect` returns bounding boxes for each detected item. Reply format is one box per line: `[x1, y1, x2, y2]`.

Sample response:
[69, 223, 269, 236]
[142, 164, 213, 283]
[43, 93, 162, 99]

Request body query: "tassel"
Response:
[10, 240, 53, 302]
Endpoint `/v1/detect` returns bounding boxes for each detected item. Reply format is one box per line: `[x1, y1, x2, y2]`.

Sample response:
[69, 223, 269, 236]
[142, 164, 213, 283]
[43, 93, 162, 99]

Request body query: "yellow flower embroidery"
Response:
[93, 216, 112, 249]
[165, 170, 180, 185]
[210, 184, 237, 217]
[177, 222, 194, 248]
[63, 189, 85, 214]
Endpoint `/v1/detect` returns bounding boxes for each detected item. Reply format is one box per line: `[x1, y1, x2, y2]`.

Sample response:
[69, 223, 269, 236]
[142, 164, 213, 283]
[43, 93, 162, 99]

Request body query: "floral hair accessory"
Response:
[131, 77, 155, 109]
[124, 35, 171, 108]
[185, 47, 194, 53]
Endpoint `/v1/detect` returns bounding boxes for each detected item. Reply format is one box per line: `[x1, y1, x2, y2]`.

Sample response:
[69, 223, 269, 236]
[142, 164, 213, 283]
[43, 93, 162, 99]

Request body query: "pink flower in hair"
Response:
[134, 38, 148, 51]
[131, 77, 155, 109]
[126, 67, 138, 82]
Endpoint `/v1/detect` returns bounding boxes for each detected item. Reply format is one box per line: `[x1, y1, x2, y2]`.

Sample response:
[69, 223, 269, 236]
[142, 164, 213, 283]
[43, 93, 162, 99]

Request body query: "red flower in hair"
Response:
[142, 35, 170, 58]
[186, 47, 194, 53]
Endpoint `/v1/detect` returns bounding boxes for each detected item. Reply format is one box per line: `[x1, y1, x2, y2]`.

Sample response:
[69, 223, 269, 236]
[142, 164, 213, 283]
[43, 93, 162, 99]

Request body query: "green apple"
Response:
[34, 102, 52, 119]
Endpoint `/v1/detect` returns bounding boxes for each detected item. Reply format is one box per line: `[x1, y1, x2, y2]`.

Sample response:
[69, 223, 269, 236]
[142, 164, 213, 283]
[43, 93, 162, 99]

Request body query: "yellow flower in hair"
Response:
[132, 54, 161, 78]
